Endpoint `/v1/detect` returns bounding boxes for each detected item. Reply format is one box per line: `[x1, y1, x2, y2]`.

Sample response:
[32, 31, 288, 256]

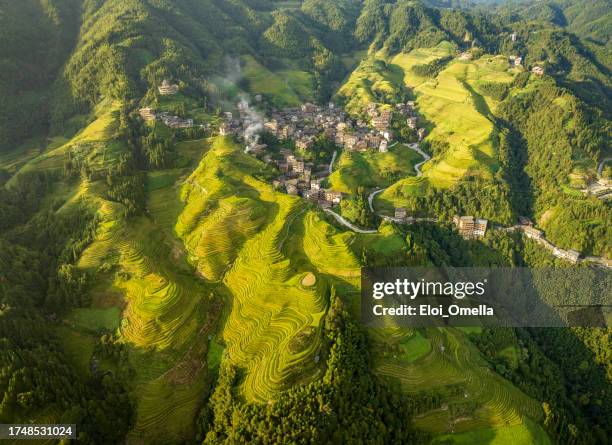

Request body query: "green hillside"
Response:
[1, 0, 610, 444]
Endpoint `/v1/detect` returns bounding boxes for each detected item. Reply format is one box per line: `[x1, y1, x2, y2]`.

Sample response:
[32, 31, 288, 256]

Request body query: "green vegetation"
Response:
[329, 144, 422, 193]
[336, 57, 407, 114]
[432, 418, 552, 445]
[1, 0, 611, 443]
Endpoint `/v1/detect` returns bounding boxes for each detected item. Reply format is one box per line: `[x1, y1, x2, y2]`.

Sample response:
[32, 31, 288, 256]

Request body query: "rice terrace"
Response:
[0, 0, 610, 444]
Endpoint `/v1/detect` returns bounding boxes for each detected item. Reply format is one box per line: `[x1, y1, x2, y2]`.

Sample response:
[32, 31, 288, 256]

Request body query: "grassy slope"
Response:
[379, 49, 518, 210]
[328, 144, 422, 194]
[176, 137, 362, 402]
[242, 55, 314, 107]
[335, 56, 406, 115]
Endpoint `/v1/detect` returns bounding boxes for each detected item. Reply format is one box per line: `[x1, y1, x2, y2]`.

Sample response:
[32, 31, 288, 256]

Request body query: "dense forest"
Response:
[0, 0, 610, 443]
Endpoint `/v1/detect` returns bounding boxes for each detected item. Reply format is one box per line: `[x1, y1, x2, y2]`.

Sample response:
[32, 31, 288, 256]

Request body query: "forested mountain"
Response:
[0, 0, 80, 150]
[504, 1, 612, 45]
[0, 0, 610, 443]
[50, 0, 362, 130]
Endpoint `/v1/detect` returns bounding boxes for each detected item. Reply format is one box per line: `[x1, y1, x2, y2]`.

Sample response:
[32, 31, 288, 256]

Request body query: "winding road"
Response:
[323, 209, 377, 234]
[598, 157, 612, 178]
[327, 142, 432, 232]
[367, 142, 430, 213]
[408, 143, 431, 176]
[329, 150, 337, 175]
[320, 144, 610, 268]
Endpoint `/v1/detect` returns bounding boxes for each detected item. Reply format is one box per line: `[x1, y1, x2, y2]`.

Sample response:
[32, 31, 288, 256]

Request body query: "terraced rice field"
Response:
[378, 51, 518, 209]
[0, 137, 43, 173]
[77, 200, 212, 442]
[6, 99, 122, 187]
[431, 418, 552, 444]
[1, 97, 214, 442]
[336, 57, 406, 114]
[178, 137, 339, 402]
[6, 91, 555, 443]
[390, 41, 457, 89]
[375, 328, 544, 437]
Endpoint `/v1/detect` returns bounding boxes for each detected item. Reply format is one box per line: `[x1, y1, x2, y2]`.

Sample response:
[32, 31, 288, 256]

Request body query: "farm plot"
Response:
[177, 137, 330, 402]
[328, 145, 422, 194]
[375, 328, 544, 438]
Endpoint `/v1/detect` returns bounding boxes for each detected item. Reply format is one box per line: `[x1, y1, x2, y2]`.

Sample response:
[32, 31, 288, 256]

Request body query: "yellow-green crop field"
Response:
[336, 56, 405, 114]
[241, 55, 314, 106]
[1, 88, 550, 444]
[329, 144, 422, 193]
[375, 48, 520, 209]
[176, 137, 364, 402]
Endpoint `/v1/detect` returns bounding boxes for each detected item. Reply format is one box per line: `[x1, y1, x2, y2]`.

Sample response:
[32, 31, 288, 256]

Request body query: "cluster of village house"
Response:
[138, 80, 196, 129]
[218, 100, 428, 208]
[221, 100, 426, 154]
[450, 215, 581, 263]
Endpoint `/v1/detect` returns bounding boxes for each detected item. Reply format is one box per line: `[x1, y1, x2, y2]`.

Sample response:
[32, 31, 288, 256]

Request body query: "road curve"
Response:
[322, 147, 611, 267]
[598, 157, 612, 178]
[323, 208, 377, 234]
[329, 150, 338, 175]
[408, 143, 431, 177]
[367, 142, 430, 214]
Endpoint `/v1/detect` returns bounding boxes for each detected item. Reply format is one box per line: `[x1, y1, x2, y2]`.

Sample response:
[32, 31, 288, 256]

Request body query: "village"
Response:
[138, 78, 431, 209]
[136, 73, 609, 268]
[218, 98, 427, 209]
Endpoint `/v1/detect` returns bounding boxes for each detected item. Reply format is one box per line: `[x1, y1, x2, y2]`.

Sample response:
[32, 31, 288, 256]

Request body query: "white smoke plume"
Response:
[223, 56, 265, 152]
[239, 95, 265, 153]
[224, 56, 243, 86]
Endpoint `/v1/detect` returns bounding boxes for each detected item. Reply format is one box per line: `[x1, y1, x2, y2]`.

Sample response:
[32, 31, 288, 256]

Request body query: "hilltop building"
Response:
[553, 247, 580, 264]
[139, 107, 156, 121]
[324, 190, 343, 204]
[532, 66, 545, 76]
[158, 79, 179, 95]
[453, 216, 488, 239]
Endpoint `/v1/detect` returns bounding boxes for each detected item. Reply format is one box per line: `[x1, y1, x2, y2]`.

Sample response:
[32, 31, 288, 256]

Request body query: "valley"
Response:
[0, 1, 610, 444]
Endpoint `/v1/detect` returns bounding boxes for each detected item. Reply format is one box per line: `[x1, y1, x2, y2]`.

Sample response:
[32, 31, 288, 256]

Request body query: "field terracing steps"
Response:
[222, 197, 326, 402]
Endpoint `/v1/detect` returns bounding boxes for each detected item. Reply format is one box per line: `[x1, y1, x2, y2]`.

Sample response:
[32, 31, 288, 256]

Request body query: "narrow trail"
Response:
[328, 150, 337, 175]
